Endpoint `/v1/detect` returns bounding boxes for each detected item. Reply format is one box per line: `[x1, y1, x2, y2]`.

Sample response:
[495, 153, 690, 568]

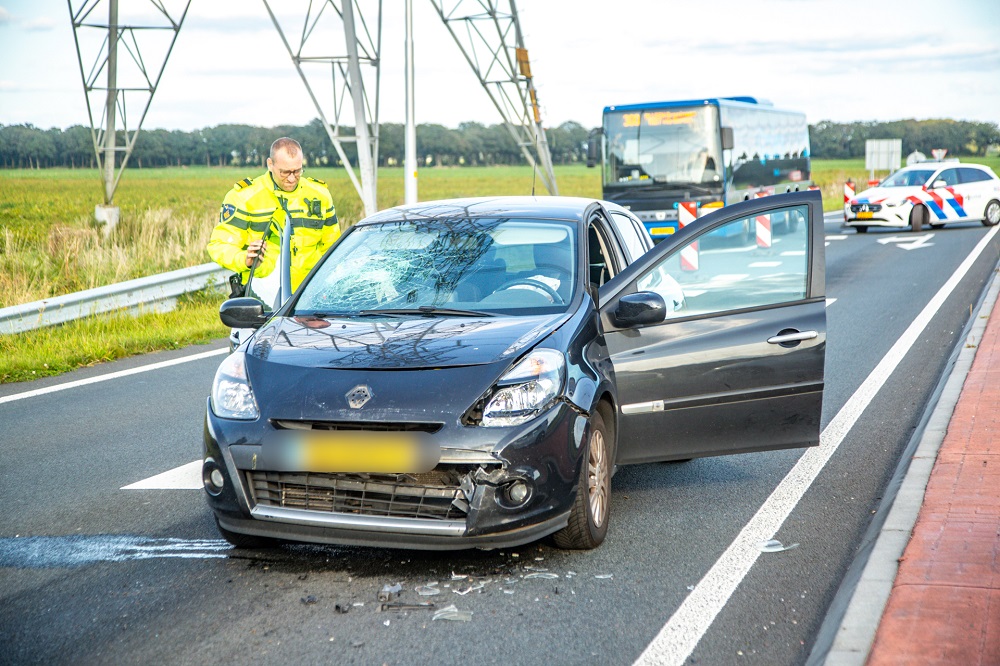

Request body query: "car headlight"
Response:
[211, 352, 259, 420]
[482, 349, 565, 427]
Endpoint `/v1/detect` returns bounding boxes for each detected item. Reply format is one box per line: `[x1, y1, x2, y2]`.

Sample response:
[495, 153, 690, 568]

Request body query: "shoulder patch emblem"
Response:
[220, 203, 236, 223]
[233, 177, 254, 191]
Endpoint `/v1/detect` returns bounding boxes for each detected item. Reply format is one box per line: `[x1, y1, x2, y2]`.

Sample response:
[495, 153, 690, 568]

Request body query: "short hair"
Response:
[270, 137, 302, 160]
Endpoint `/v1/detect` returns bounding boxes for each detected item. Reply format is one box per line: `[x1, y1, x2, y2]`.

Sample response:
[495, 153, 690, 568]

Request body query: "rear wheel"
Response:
[983, 199, 1000, 227]
[553, 410, 611, 550]
[909, 205, 927, 232]
[215, 517, 280, 549]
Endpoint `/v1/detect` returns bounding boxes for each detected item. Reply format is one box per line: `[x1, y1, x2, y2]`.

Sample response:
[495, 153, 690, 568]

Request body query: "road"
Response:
[2, 214, 998, 666]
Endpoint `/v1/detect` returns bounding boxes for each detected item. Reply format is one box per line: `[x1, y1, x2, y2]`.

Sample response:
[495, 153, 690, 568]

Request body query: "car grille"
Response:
[850, 203, 882, 213]
[272, 419, 442, 434]
[247, 470, 469, 521]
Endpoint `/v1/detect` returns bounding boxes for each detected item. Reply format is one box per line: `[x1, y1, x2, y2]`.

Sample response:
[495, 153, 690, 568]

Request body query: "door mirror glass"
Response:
[587, 128, 603, 168]
[220, 297, 268, 329]
[720, 126, 734, 151]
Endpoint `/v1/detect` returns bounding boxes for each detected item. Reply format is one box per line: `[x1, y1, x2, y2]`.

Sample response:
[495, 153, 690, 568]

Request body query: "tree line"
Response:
[1, 117, 997, 169]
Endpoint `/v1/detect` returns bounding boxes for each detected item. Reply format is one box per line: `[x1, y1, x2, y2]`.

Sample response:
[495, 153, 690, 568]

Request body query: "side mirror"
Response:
[586, 128, 603, 168]
[932, 179, 947, 189]
[721, 126, 734, 151]
[220, 297, 268, 329]
[612, 291, 667, 328]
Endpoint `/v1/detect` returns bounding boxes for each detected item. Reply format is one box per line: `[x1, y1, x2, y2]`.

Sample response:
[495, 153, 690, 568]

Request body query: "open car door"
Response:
[598, 190, 826, 464]
[228, 221, 294, 349]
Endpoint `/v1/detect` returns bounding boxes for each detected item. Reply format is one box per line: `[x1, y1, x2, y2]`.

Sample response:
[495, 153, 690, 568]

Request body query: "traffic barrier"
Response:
[755, 192, 772, 249]
[678, 201, 699, 271]
[844, 180, 856, 221]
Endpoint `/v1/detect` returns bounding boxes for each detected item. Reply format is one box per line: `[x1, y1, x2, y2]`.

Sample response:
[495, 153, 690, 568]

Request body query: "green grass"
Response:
[3, 158, 997, 384]
[0, 288, 229, 384]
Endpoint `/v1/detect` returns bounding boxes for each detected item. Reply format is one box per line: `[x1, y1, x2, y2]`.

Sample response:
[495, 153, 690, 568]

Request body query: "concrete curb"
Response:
[821, 264, 1000, 665]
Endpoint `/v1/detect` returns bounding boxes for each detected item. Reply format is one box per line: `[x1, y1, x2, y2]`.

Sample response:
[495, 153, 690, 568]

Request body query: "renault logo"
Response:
[346, 385, 373, 409]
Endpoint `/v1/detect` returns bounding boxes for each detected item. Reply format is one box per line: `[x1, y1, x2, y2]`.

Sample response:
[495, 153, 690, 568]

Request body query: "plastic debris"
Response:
[301, 595, 318, 605]
[503, 589, 515, 595]
[759, 539, 800, 553]
[524, 565, 549, 572]
[450, 571, 468, 580]
[415, 584, 442, 597]
[334, 603, 350, 614]
[432, 604, 473, 622]
[595, 574, 614, 579]
[379, 602, 436, 612]
[453, 583, 484, 595]
[524, 572, 559, 580]
[378, 583, 402, 601]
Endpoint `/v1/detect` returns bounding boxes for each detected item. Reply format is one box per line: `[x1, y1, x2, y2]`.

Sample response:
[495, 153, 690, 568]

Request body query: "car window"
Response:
[935, 169, 960, 187]
[883, 169, 934, 187]
[588, 222, 619, 289]
[294, 218, 578, 315]
[958, 167, 991, 184]
[636, 204, 810, 318]
[609, 212, 649, 262]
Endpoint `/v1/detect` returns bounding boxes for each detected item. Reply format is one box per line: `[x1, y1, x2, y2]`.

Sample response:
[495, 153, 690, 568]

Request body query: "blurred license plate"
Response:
[650, 227, 675, 236]
[268, 431, 439, 473]
[857, 211, 873, 219]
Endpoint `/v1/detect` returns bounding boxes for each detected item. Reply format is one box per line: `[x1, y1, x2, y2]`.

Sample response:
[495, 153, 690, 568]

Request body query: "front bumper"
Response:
[203, 400, 590, 550]
[843, 202, 909, 228]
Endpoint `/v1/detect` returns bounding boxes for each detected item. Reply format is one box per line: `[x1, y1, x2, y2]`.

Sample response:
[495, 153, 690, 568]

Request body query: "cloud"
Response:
[22, 16, 55, 31]
[0, 7, 10, 23]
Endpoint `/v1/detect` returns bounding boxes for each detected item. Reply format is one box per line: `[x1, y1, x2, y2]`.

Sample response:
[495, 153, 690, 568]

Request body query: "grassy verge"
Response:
[0, 288, 229, 384]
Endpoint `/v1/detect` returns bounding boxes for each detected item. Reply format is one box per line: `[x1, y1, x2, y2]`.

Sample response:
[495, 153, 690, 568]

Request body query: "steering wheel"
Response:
[494, 277, 565, 304]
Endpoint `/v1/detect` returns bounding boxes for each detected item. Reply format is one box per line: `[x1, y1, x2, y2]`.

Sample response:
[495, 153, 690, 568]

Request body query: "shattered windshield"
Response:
[294, 218, 578, 316]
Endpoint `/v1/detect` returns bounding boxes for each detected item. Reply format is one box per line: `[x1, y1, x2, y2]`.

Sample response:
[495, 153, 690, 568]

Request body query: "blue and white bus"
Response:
[588, 96, 811, 241]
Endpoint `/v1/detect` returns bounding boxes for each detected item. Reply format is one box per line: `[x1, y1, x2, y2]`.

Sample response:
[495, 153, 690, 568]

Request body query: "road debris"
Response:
[379, 602, 436, 612]
[759, 539, 799, 553]
[432, 604, 473, 622]
[378, 583, 402, 601]
[301, 595, 318, 605]
[415, 583, 442, 596]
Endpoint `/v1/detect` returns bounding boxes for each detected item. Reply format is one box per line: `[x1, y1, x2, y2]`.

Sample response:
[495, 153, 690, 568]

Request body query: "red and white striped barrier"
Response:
[755, 192, 771, 249]
[844, 180, 855, 204]
[678, 201, 699, 271]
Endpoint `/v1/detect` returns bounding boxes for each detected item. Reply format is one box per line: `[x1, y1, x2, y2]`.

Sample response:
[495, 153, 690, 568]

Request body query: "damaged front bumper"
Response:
[203, 399, 590, 550]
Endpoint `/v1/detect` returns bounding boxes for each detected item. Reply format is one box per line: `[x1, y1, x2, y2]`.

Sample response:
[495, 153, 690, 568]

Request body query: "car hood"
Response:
[852, 185, 923, 205]
[247, 313, 569, 370]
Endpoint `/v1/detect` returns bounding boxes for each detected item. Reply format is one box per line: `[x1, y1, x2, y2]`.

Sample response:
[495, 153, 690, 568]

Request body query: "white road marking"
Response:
[826, 298, 837, 307]
[749, 261, 782, 268]
[122, 460, 202, 490]
[780, 251, 805, 257]
[878, 233, 935, 250]
[0, 347, 228, 405]
[635, 224, 1000, 666]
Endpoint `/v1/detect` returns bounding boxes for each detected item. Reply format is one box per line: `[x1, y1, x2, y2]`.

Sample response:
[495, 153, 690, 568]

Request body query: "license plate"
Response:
[266, 431, 439, 473]
[856, 211, 873, 220]
[650, 227, 675, 236]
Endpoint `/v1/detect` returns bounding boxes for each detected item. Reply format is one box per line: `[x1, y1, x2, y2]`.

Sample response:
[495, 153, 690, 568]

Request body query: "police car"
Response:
[845, 162, 1000, 233]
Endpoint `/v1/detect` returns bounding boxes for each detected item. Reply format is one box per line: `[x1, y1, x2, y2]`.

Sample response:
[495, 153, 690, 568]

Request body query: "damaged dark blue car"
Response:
[204, 193, 826, 550]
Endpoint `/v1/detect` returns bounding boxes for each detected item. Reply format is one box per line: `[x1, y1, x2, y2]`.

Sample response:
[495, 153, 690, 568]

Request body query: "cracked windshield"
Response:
[295, 218, 578, 315]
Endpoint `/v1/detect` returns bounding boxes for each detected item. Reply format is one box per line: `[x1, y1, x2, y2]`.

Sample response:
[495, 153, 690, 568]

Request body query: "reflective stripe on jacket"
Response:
[207, 172, 340, 291]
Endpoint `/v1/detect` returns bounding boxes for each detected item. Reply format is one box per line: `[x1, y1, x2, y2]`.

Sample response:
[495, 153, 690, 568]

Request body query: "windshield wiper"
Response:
[357, 306, 495, 318]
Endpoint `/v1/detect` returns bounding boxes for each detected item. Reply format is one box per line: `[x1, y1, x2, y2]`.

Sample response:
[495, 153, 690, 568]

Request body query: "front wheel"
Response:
[553, 410, 612, 550]
[910, 205, 927, 232]
[983, 199, 1000, 227]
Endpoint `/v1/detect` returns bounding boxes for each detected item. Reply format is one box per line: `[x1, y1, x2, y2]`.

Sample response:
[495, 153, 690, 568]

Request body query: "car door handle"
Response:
[767, 330, 818, 345]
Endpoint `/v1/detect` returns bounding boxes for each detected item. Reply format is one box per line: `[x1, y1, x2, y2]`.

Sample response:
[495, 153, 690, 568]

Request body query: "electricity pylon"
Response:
[68, 0, 190, 225]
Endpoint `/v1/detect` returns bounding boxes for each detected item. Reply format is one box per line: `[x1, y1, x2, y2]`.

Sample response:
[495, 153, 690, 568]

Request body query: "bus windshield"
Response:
[604, 106, 722, 188]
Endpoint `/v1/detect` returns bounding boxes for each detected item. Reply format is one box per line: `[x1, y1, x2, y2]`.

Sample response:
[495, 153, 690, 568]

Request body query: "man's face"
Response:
[268, 148, 304, 192]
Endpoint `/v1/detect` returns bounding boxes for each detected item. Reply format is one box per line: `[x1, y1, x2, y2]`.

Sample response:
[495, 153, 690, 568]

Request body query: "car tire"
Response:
[909, 205, 927, 232]
[553, 410, 612, 550]
[855, 225, 868, 234]
[930, 223, 945, 230]
[215, 517, 280, 549]
[983, 199, 1000, 227]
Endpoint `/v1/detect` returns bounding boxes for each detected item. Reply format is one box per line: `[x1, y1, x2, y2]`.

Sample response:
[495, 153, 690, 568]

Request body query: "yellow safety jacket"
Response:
[208, 172, 340, 292]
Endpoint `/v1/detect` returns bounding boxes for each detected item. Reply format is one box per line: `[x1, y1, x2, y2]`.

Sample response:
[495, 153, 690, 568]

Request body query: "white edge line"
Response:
[0, 347, 229, 405]
[634, 225, 1000, 666]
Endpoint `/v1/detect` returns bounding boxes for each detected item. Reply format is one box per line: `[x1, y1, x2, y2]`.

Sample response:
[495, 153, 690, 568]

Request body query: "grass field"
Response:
[2, 158, 997, 383]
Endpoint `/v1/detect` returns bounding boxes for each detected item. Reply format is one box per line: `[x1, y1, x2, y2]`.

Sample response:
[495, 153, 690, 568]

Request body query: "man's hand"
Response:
[245, 239, 267, 267]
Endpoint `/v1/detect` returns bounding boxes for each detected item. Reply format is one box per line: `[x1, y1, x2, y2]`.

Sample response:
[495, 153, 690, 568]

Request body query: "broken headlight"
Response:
[481, 349, 565, 427]
[210, 352, 259, 420]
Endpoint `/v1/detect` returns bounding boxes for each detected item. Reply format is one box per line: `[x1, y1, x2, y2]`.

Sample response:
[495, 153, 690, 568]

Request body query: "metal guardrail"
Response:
[0, 263, 229, 335]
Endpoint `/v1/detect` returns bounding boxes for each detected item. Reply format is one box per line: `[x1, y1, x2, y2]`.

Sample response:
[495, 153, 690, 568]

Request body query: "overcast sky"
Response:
[1, 0, 998, 133]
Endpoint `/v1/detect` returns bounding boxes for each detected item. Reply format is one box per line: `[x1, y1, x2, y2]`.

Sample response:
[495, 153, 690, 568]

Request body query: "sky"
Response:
[1, 0, 999, 134]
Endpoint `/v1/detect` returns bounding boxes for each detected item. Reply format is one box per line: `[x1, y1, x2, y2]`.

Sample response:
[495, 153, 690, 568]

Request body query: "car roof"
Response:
[897, 162, 993, 174]
[357, 196, 606, 226]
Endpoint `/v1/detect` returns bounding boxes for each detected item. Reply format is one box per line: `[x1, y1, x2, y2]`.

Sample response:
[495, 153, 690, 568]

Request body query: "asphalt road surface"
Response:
[2, 215, 998, 666]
